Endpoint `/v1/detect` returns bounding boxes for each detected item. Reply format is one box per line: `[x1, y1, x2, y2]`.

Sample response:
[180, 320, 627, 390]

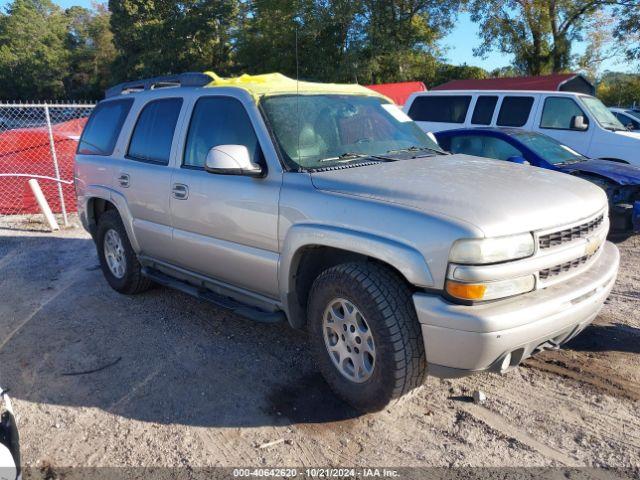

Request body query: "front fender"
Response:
[279, 224, 434, 327]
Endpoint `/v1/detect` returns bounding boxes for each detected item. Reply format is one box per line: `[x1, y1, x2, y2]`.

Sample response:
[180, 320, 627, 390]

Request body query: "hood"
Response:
[310, 155, 607, 237]
[613, 130, 640, 141]
[558, 159, 640, 186]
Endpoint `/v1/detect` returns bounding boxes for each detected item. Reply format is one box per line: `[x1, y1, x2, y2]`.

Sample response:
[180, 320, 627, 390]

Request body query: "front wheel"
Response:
[307, 262, 427, 412]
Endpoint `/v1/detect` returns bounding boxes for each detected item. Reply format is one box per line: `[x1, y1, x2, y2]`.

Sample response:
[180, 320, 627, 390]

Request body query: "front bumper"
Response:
[413, 241, 619, 378]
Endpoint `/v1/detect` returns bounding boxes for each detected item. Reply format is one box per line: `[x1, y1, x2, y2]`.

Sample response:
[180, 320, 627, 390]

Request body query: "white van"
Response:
[404, 90, 640, 166]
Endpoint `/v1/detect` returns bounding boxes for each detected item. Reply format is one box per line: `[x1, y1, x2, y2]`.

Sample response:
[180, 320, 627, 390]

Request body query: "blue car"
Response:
[435, 128, 640, 236]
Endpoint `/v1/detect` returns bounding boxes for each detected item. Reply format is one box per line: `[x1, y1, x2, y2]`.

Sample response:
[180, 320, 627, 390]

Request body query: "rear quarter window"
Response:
[407, 95, 471, 123]
[496, 96, 534, 127]
[78, 99, 133, 156]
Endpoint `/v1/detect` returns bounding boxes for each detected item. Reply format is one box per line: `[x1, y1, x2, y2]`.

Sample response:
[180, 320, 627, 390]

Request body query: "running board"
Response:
[142, 267, 285, 324]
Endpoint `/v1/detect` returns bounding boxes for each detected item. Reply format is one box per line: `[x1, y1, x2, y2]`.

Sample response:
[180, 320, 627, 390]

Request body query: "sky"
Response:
[0, 0, 633, 74]
[443, 12, 633, 74]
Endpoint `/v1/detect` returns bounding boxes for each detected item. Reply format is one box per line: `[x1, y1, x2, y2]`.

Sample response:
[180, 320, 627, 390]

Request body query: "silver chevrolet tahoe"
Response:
[75, 72, 620, 412]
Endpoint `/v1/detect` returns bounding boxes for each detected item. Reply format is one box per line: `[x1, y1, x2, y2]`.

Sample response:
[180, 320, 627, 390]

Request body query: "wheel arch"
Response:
[600, 157, 630, 164]
[280, 224, 434, 329]
[84, 188, 140, 252]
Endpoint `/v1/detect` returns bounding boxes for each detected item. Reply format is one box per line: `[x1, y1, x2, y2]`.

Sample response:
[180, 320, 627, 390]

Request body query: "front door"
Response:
[534, 96, 594, 156]
[169, 95, 281, 299]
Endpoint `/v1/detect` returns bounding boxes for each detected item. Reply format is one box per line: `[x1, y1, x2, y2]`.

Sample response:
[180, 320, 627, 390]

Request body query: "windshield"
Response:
[511, 131, 586, 165]
[261, 94, 444, 169]
[580, 97, 626, 130]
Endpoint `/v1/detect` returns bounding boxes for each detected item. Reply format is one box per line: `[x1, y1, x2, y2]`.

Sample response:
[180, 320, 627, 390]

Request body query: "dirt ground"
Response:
[0, 214, 639, 477]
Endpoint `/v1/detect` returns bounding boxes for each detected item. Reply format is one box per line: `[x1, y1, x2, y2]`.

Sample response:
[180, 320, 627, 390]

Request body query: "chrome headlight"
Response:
[449, 233, 535, 265]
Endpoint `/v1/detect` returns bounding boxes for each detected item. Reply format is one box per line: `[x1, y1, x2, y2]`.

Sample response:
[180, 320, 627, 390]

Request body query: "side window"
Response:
[407, 95, 471, 123]
[613, 112, 626, 124]
[127, 98, 183, 165]
[540, 97, 587, 130]
[183, 97, 261, 169]
[449, 135, 485, 157]
[481, 137, 522, 160]
[471, 96, 498, 125]
[618, 113, 640, 129]
[496, 96, 534, 127]
[78, 99, 133, 155]
[449, 135, 522, 160]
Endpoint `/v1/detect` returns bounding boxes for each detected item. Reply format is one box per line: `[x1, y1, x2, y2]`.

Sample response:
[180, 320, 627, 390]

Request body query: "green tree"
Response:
[613, 1, 640, 62]
[109, 0, 239, 82]
[236, 0, 365, 82]
[237, 0, 460, 85]
[597, 71, 640, 107]
[0, 0, 70, 99]
[467, 0, 618, 75]
[430, 63, 488, 87]
[66, 4, 117, 99]
[489, 65, 522, 77]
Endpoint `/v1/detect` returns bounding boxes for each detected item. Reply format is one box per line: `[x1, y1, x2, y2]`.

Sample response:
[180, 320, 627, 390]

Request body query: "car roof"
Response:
[106, 71, 388, 104]
[410, 90, 593, 98]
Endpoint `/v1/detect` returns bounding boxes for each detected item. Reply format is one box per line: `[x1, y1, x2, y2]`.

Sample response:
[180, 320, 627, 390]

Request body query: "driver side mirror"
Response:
[507, 155, 530, 165]
[570, 115, 589, 131]
[204, 145, 263, 177]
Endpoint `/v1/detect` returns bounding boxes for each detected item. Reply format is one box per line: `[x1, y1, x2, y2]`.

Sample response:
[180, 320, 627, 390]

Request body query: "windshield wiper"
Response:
[319, 152, 396, 163]
[555, 159, 585, 165]
[386, 145, 447, 156]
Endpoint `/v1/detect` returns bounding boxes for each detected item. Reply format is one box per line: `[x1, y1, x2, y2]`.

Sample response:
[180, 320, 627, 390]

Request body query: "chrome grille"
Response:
[539, 215, 604, 250]
[539, 251, 596, 280]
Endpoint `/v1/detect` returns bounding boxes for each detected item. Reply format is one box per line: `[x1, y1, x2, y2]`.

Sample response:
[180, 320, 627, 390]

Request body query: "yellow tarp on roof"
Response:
[202, 71, 387, 101]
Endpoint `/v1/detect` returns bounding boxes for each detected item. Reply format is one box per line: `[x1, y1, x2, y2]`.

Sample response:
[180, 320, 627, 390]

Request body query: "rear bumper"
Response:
[413, 241, 619, 377]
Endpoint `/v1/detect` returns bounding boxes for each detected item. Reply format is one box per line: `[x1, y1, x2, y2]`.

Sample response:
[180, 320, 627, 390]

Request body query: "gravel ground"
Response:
[0, 214, 638, 477]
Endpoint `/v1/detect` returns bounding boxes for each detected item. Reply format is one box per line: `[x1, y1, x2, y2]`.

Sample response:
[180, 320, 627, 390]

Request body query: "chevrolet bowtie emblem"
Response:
[585, 236, 601, 256]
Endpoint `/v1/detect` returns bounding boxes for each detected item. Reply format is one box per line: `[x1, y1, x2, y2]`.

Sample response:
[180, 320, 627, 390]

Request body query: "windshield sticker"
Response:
[382, 104, 412, 123]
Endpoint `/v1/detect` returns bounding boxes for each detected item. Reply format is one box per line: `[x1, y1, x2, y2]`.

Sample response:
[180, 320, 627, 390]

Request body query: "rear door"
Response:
[76, 98, 134, 195]
[469, 95, 499, 127]
[494, 95, 537, 130]
[168, 93, 281, 298]
[405, 94, 472, 132]
[111, 96, 184, 261]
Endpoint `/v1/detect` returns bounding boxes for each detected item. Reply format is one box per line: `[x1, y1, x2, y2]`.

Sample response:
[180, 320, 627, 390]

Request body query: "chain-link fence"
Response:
[0, 102, 94, 228]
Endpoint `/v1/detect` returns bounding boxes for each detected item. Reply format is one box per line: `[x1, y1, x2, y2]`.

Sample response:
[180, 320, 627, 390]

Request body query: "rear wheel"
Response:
[96, 209, 152, 294]
[307, 262, 427, 412]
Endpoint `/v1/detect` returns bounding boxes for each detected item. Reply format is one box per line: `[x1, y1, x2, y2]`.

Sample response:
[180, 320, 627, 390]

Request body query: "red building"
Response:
[366, 81, 427, 105]
[432, 73, 595, 96]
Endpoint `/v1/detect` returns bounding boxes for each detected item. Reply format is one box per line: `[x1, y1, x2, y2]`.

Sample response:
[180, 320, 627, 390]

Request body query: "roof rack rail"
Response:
[105, 72, 213, 98]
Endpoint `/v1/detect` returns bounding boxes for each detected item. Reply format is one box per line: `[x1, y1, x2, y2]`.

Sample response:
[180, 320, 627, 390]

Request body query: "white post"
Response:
[44, 105, 68, 227]
[28, 179, 60, 231]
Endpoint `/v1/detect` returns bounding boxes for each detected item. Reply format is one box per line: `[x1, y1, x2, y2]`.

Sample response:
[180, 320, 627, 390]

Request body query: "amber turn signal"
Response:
[445, 281, 487, 300]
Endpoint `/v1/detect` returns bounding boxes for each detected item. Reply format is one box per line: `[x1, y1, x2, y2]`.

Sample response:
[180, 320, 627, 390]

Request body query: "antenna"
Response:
[295, 22, 301, 166]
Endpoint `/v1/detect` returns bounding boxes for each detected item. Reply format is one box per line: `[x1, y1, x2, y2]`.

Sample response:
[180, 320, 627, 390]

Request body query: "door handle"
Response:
[118, 173, 130, 188]
[172, 183, 189, 200]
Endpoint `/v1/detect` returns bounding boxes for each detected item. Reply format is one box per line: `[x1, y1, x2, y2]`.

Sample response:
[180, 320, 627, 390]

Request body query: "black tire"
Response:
[307, 262, 427, 412]
[96, 209, 152, 295]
